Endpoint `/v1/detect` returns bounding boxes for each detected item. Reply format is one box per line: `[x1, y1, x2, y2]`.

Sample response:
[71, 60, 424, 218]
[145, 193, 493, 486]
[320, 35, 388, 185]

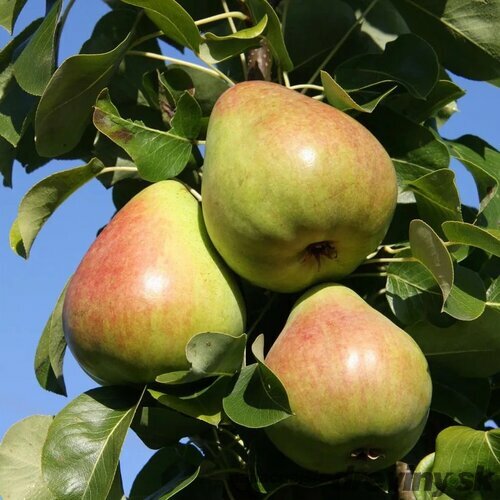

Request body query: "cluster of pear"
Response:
[63, 82, 432, 474]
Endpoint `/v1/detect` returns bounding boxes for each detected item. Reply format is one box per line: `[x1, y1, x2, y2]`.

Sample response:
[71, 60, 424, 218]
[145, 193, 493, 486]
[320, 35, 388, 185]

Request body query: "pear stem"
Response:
[188, 188, 202, 202]
[290, 84, 324, 92]
[282, 71, 291, 88]
[220, 0, 248, 78]
[98, 166, 138, 175]
[195, 11, 249, 26]
[304, 0, 381, 88]
[126, 51, 235, 86]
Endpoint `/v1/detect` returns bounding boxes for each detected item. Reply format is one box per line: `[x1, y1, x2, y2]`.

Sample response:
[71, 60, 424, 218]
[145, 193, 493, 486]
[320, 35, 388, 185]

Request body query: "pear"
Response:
[265, 284, 432, 474]
[201, 81, 397, 293]
[63, 180, 246, 385]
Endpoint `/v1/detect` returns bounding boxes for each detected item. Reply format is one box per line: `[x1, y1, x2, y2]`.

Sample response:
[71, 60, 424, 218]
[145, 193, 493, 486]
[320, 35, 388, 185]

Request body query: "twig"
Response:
[98, 166, 138, 175]
[221, 0, 247, 78]
[127, 50, 235, 86]
[195, 11, 249, 26]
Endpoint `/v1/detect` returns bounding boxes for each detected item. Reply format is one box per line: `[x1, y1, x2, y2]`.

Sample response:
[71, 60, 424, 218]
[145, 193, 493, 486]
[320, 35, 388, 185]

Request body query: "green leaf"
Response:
[123, 0, 201, 51]
[409, 219, 454, 304]
[0, 0, 28, 33]
[387, 79, 465, 125]
[335, 34, 439, 98]
[129, 444, 202, 500]
[171, 91, 202, 140]
[246, 0, 293, 71]
[406, 169, 462, 233]
[444, 265, 486, 321]
[42, 386, 143, 500]
[321, 71, 396, 113]
[430, 365, 491, 427]
[0, 20, 40, 146]
[13, 0, 61, 96]
[408, 305, 500, 377]
[443, 222, 500, 258]
[9, 159, 104, 259]
[149, 376, 232, 426]
[35, 33, 132, 157]
[357, 0, 410, 51]
[93, 90, 192, 182]
[361, 107, 450, 170]
[283, 0, 356, 82]
[34, 284, 68, 396]
[412, 453, 451, 500]
[386, 257, 442, 326]
[199, 15, 267, 64]
[488, 277, 500, 307]
[166, 65, 229, 116]
[391, 0, 500, 81]
[0, 136, 14, 187]
[447, 136, 499, 228]
[156, 331, 246, 385]
[0, 415, 54, 500]
[223, 336, 292, 429]
[131, 406, 209, 449]
[432, 427, 500, 499]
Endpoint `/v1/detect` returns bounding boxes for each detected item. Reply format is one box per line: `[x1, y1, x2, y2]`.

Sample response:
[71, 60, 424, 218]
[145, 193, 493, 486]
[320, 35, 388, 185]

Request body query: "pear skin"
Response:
[265, 284, 432, 474]
[202, 81, 397, 292]
[63, 180, 246, 385]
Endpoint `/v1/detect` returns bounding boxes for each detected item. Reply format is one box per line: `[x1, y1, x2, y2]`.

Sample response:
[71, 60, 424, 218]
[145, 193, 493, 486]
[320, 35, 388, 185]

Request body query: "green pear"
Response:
[202, 81, 397, 293]
[265, 284, 432, 474]
[63, 180, 246, 385]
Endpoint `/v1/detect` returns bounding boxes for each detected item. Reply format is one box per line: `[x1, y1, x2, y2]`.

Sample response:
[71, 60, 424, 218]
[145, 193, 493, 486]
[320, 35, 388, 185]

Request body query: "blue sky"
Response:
[0, 0, 498, 494]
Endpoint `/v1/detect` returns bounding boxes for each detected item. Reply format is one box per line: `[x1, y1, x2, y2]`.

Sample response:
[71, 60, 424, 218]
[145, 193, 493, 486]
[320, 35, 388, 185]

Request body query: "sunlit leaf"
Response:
[321, 71, 396, 113]
[42, 386, 143, 500]
[409, 219, 454, 304]
[442, 221, 500, 258]
[9, 159, 104, 258]
[0, 0, 28, 33]
[34, 284, 68, 396]
[93, 90, 192, 182]
[13, 0, 61, 95]
[35, 33, 132, 156]
[432, 427, 500, 499]
[0, 415, 54, 500]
